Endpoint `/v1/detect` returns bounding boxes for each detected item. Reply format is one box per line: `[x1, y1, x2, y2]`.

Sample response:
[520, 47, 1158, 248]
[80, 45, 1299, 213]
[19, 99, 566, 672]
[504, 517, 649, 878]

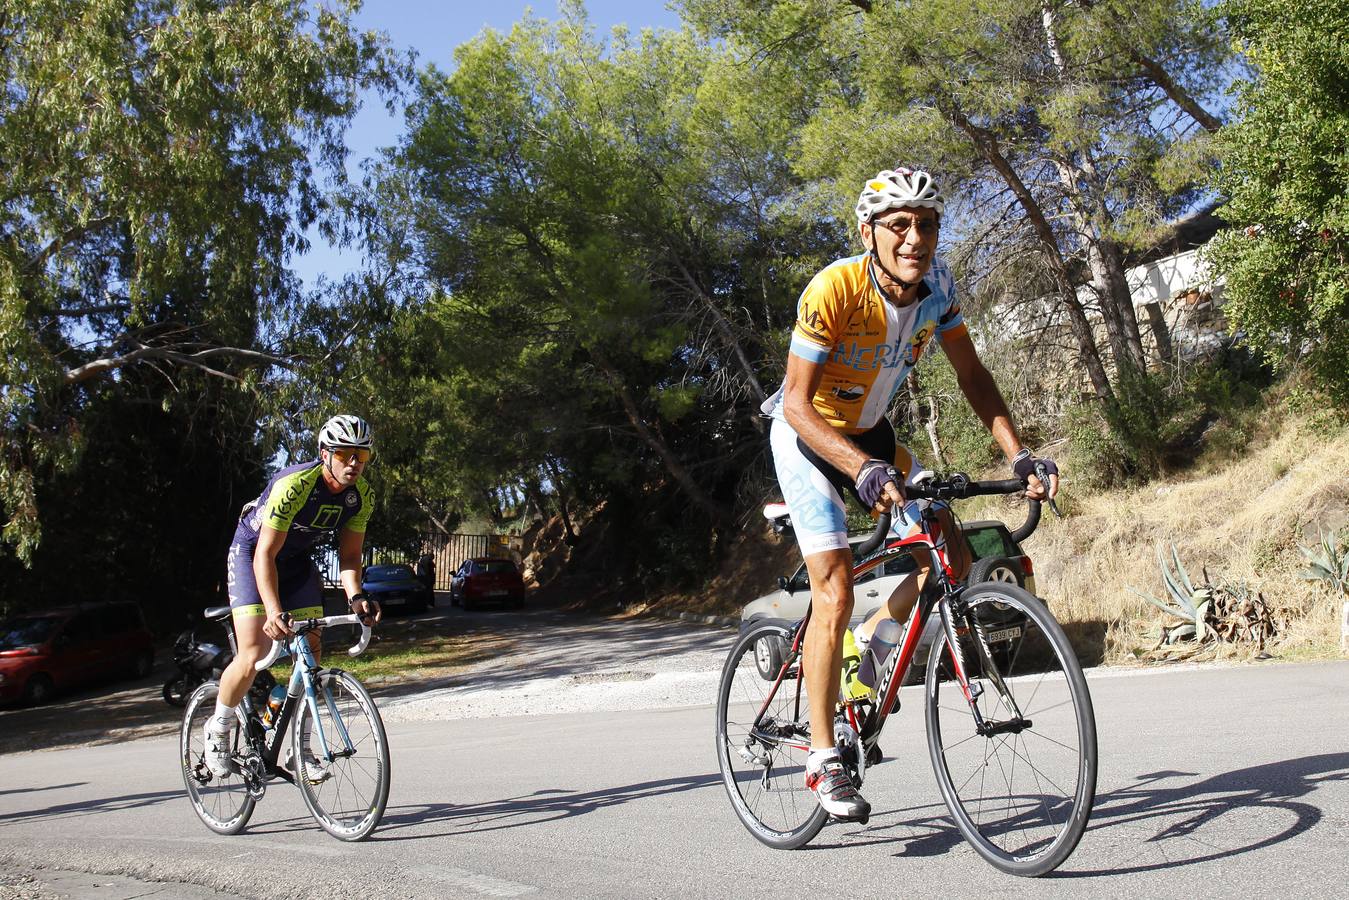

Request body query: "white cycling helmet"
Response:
[318, 414, 373, 450]
[855, 167, 945, 224]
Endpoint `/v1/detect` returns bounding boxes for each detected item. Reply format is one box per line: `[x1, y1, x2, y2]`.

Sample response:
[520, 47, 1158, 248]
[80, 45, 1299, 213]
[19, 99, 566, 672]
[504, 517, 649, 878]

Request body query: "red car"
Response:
[449, 557, 526, 610]
[0, 602, 155, 705]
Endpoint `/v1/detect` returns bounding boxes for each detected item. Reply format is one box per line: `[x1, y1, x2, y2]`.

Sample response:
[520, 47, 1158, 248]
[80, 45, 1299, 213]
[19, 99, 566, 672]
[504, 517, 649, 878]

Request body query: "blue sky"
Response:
[293, 0, 684, 286]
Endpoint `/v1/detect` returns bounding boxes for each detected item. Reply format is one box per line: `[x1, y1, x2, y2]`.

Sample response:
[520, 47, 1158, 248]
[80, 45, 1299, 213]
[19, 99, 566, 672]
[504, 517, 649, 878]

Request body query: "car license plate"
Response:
[985, 626, 1021, 643]
[385, 596, 404, 605]
[488, 589, 507, 597]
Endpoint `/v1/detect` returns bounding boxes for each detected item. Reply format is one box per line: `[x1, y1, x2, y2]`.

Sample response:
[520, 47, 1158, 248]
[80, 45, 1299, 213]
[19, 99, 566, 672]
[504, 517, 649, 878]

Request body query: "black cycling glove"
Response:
[855, 459, 902, 508]
[1012, 448, 1059, 483]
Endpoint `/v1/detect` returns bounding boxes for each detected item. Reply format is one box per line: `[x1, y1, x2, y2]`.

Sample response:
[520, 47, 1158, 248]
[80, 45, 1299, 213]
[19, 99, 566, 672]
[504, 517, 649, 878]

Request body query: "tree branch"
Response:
[26, 216, 118, 271]
[63, 343, 294, 385]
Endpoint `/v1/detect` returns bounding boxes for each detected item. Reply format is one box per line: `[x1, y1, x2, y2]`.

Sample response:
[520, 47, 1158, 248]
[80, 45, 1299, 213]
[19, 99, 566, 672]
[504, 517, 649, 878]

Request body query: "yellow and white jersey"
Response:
[761, 253, 967, 433]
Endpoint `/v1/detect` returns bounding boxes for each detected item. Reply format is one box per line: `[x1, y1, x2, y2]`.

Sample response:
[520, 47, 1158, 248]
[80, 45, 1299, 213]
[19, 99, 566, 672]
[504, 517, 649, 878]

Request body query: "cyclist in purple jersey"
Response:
[204, 415, 382, 780]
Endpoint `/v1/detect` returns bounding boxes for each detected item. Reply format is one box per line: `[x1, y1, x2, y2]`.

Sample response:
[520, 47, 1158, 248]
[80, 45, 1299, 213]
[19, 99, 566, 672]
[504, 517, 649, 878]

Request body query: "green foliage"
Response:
[1299, 530, 1349, 596]
[1130, 543, 1288, 652]
[894, 353, 999, 475]
[1206, 0, 1349, 399]
[1129, 543, 1212, 643]
[346, 7, 843, 588]
[0, 0, 401, 560]
[1062, 401, 1136, 491]
[1064, 353, 1274, 488]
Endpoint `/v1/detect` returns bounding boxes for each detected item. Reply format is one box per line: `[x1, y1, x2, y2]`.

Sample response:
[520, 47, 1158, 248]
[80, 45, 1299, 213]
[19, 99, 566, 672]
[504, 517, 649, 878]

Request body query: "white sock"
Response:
[211, 700, 235, 727]
[807, 747, 840, 774]
[854, 629, 872, 657]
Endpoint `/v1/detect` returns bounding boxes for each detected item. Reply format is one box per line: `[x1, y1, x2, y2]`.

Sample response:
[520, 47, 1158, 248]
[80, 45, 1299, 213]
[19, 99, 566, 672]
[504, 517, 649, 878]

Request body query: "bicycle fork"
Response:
[293, 640, 358, 764]
[938, 596, 1033, 737]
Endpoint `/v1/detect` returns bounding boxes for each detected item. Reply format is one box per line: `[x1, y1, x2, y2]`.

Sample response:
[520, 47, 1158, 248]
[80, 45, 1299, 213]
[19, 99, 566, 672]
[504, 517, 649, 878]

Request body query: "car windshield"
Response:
[0, 616, 60, 650]
[476, 560, 516, 575]
[365, 565, 414, 582]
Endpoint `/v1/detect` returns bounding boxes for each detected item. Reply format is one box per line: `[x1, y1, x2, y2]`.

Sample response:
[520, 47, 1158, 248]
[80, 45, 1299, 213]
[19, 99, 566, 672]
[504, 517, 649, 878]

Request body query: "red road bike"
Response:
[715, 472, 1096, 876]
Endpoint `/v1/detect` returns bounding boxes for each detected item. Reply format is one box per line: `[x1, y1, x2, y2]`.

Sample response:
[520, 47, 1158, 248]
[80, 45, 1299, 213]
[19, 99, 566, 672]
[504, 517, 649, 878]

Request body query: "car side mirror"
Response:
[778, 575, 792, 594]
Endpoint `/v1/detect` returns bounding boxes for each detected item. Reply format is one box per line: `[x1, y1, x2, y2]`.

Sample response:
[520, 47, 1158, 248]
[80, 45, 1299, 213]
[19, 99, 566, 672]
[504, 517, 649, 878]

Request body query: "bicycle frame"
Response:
[225, 614, 372, 783]
[753, 502, 1030, 764]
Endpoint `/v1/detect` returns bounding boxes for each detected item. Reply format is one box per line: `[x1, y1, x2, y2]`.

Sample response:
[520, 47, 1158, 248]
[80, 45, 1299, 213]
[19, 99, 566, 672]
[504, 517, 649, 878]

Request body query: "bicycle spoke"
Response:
[294, 670, 390, 841]
[927, 584, 1096, 876]
[716, 624, 826, 849]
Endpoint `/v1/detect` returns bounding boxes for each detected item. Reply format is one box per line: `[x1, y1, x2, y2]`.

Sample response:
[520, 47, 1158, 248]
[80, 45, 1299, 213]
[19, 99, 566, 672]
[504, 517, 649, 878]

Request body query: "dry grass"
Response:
[626, 404, 1349, 669]
[992, 414, 1349, 665]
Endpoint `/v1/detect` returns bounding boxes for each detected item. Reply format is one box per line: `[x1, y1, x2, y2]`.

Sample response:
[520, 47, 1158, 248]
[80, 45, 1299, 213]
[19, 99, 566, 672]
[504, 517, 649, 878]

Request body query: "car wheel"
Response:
[753, 632, 787, 681]
[967, 555, 1024, 589]
[22, 674, 54, 706]
[130, 650, 154, 679]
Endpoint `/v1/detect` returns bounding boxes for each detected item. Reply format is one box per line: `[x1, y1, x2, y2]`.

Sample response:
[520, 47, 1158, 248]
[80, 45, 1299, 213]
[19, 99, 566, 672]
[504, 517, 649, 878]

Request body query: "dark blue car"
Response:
[360, 564, 433, 615]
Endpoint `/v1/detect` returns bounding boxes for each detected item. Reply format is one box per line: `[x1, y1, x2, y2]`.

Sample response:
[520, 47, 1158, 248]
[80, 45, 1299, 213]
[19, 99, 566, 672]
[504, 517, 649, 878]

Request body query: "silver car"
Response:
[740, 520, 1037, 681]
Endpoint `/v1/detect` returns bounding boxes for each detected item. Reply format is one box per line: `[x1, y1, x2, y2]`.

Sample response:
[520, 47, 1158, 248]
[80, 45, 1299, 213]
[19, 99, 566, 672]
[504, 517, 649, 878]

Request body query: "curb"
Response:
[667, 611, 739, 629]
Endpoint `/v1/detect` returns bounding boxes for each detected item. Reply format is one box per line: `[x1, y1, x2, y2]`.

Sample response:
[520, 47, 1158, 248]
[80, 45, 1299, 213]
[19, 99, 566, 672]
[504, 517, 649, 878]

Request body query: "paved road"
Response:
[3, 611, 1349, 899]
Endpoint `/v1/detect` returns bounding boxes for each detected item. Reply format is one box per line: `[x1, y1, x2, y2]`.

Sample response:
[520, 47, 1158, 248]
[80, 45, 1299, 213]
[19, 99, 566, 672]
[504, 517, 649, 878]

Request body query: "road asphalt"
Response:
[3, 607, 1349, 899]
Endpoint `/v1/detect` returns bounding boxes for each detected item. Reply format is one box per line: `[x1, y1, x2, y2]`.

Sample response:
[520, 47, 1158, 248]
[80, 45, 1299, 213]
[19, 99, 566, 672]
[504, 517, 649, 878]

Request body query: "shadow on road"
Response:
[817, 752, 1349, 874]
[364, 773, 722, 840]
[0, 789, 181, 824]
[0, 783, 86, 798]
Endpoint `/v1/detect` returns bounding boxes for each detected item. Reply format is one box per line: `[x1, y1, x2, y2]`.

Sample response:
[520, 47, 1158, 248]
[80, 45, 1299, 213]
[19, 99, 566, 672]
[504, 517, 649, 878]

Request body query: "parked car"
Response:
[449, 557, 526, 610]
[740, 519, 1036, 682]
[0, 602, 155, 706]
[360, 563, 433, 615]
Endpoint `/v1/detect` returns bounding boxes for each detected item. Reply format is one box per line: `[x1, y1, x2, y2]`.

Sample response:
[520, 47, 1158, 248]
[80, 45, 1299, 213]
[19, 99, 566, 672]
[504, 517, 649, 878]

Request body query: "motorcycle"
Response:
[162, 627, 276, 707]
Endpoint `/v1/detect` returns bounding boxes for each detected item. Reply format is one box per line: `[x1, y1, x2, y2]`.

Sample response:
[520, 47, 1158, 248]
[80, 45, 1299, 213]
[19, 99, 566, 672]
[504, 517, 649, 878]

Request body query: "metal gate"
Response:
[318, 532, 499, 590]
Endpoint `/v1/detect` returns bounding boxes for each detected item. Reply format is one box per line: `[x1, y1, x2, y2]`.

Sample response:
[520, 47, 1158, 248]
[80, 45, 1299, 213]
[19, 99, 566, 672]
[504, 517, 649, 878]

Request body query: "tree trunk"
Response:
[1041, 1, 1147, 379]
[942, 101, 1116, 403]
[590, 348, 724, 522]
[543, 456, 579, 544]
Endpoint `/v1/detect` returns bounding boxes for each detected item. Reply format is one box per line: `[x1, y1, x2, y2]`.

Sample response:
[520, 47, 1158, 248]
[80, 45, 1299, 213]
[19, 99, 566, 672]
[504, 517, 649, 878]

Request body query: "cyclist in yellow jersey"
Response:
[762, 168, 1060, 820]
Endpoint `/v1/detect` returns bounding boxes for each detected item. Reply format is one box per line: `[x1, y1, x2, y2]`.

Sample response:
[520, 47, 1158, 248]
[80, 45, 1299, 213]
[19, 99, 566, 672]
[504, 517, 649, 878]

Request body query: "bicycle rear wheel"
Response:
[293, 669, 391, 841]
[716, 622, 827, 849]
[925, 583, 1096, 876]
[180, 681, 255, 835]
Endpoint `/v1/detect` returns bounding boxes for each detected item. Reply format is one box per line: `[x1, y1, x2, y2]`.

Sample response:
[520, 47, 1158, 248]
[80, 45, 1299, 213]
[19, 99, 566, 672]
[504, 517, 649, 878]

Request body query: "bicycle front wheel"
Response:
[293, 669, 391, 841]
[180, 681, 255, 835]
[716, 622, 827, 850]
[925, 583, 1097, 876]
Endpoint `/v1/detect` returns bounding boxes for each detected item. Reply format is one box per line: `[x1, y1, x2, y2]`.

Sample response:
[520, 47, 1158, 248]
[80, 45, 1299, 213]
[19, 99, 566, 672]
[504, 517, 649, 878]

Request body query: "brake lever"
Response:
[1034, 462, 1064, 518]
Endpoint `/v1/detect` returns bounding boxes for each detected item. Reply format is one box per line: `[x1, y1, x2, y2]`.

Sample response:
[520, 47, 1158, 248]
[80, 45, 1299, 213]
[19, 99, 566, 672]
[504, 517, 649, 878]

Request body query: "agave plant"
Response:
[1299, 529, 1349, 596]
[1128, 543, 1213, 644]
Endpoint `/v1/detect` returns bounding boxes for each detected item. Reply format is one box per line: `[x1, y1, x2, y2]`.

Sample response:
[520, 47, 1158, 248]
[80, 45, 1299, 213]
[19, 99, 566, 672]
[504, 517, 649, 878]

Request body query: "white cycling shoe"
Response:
[805, 757, 871, 822]
[284, 745, 333, 784]
[202, 719, 235, 779]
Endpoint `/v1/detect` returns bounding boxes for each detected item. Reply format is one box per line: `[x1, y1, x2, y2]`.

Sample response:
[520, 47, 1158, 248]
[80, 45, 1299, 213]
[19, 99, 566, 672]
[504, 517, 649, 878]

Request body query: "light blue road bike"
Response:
[179, 609, 390, 841]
